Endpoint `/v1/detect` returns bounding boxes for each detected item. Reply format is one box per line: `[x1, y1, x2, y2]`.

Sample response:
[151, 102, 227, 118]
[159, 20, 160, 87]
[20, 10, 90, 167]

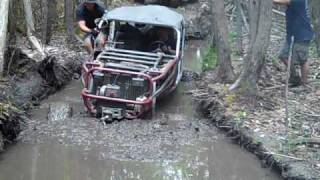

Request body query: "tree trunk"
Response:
[310, 0, 320, 57]
[8, 0, 17, 46]
[41, 0, 57, 44]
[41, 0, 49, 44]
[65, 0, 76, 42]
[229, 0, 273, 97]
[235, 0, 243, 55]
[212, 0, 235, 83]
[23, 0, 46, 57]
[0, 0, 10, 76]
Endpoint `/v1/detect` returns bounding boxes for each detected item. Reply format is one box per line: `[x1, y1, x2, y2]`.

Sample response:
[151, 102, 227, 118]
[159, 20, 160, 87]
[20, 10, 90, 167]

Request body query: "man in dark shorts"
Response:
[76, 0, 106, 54]
[273, 0, 314, 86]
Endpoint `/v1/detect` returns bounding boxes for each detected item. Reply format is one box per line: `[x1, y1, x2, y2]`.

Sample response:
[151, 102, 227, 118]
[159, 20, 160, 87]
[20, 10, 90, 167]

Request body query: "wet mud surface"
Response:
[0, 41, 282, 180]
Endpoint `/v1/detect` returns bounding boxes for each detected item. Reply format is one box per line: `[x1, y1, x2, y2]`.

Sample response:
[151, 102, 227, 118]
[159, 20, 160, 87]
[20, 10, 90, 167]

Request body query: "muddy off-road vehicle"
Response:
[82, 5, 185, 121]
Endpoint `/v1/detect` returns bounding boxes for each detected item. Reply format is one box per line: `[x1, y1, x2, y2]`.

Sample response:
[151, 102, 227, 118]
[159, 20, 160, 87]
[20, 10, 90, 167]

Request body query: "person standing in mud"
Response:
[273, 0, 314, 86]
[76, 0, 106, 54]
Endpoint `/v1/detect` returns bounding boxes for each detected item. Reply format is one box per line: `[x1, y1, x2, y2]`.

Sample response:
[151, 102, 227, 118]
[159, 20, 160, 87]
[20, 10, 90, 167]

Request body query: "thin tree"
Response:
[8, 0, 18, 45]
[310, 0, 320, 56]
[65, 0, 77, 42]
[0, 0, 10, 75]
[23, 0, 46, 57]
[41, 0, 57, 44]
[41, 0, 49, 44]
[235, 0, 244, 55]
[212, 0, 235, 83]
[229, 0, 273, 97]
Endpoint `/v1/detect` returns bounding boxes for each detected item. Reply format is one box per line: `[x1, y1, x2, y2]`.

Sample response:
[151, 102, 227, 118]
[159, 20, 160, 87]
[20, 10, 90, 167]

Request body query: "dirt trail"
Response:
[0, 41, 281, 180]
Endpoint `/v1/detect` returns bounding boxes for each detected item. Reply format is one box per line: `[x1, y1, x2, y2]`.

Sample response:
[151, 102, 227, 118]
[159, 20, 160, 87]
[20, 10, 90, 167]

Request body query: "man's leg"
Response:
[301, 61, 309, 85]
[279, 41, 301, 85]
[295, 42, 310, 86]
[84, 34, 94, 54]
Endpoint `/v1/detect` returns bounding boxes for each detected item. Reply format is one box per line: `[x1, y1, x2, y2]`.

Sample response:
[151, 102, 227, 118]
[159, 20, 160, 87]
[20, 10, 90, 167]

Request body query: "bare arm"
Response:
[273, 0, 290, 5]
[78, 20, 92, 33]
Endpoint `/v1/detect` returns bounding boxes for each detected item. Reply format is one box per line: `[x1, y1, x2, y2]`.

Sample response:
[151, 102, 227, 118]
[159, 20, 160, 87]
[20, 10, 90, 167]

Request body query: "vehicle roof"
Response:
[105, 5, 184, 29]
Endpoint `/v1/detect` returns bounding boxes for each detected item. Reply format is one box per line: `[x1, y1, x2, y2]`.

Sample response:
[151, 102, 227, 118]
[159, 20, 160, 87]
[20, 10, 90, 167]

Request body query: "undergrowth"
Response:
[202, 32, 238, 72]
[202, 45, 217, 71]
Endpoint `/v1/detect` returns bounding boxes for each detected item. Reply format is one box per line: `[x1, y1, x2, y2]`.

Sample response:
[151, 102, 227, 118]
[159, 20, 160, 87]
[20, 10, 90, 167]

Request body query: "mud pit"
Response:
[0, 41, 281, 180]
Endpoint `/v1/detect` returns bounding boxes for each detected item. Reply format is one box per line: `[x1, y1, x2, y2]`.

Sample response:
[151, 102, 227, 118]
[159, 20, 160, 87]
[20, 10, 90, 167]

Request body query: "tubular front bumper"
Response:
[81, 58, 179, 118]
[81, 62, 154, 116]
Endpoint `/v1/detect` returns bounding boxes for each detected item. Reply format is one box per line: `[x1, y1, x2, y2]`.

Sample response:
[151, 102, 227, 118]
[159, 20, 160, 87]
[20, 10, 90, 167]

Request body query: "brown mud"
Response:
[0, 40, 282, 180]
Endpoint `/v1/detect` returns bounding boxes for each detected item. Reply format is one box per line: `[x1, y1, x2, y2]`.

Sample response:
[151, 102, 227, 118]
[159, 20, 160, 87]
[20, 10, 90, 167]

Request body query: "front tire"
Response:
[96, 106, 102, 118]
[141, 109, 153, 120]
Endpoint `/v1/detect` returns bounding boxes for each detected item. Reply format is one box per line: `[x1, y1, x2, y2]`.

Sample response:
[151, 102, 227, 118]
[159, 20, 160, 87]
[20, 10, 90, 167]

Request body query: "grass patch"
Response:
[202, 45, 218, 71]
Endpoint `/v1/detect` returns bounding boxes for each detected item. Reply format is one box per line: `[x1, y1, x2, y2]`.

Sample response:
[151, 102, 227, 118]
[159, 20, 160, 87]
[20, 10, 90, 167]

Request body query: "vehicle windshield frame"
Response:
[107, 20, 182, 57]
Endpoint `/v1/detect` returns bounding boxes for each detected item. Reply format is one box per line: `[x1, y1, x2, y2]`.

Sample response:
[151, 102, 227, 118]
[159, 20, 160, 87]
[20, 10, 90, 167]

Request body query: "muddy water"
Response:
[0, 41, 282, 180]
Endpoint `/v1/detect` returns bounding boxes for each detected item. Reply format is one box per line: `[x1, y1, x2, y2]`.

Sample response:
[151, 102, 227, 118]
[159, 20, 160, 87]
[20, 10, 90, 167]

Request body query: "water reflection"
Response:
[0, 140, 280, 180]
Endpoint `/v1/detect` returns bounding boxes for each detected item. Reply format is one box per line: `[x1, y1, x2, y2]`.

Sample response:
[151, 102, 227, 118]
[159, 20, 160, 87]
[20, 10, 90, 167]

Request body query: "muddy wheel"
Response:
[102, 115, 114, 124]
[96, 106, 102, 118]
[142, 98, 156, 120]
[141, 109, 153, 120]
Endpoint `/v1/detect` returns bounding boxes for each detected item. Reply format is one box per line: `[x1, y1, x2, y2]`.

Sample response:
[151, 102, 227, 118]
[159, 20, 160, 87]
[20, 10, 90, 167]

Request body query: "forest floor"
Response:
[196, 57, 320, 179]
[194, 20, 320, 179]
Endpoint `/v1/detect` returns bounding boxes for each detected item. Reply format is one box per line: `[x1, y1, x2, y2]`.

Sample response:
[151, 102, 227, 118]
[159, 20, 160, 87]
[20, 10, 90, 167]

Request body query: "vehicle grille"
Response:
[103, 74, 149, 100]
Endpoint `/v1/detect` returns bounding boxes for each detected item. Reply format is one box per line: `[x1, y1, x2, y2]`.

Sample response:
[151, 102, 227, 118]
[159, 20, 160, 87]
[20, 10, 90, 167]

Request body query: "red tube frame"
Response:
[81, 57, 180, 116]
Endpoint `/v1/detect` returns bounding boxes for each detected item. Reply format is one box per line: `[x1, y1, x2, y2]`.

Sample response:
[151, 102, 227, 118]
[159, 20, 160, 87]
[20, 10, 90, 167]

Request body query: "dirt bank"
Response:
[194, 58, 320, 179]
[0, 37, 83, 151]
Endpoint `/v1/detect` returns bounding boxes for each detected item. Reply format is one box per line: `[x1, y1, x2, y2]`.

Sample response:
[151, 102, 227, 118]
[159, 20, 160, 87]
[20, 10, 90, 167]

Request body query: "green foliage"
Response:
[233, 109, 247, 130]
[228, 31, 243, 59]
[252, 138, 262, 145]
[202, 45, 218, 71]
[228, 31, 238, 43]
[280, 135, 307, 153]
[280, 136, 298, 153]
[225, 93, 236, 106]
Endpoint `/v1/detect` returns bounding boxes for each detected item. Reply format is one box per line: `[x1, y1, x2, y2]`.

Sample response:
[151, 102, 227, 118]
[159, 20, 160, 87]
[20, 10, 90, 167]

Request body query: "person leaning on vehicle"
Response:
[273, 0, 314, 86]
[76, 0, 106, 54]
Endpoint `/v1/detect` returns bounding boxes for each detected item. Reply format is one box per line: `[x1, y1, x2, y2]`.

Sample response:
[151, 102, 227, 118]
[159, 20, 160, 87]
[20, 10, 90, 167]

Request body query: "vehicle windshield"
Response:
[110, 21, 177, 55]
